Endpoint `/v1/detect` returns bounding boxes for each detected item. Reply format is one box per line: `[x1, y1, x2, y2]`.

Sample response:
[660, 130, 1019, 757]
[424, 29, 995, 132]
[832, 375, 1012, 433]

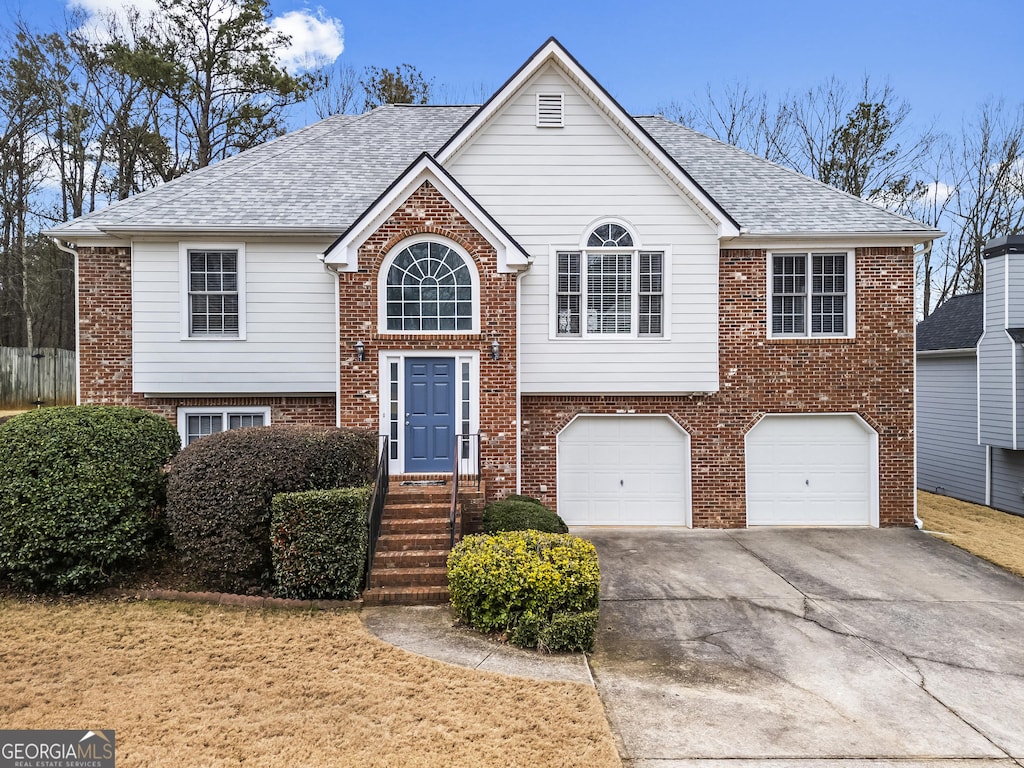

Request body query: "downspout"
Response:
[913, 334, 922, 530]
[986, 445, 992, 507]
[320, 256, 342, 428]
[516, 267, 526, 494]
[51, 238, 81, 405]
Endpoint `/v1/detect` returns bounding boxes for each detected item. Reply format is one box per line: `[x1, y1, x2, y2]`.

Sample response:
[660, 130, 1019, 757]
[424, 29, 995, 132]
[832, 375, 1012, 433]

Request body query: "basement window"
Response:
[177, 406, 270, 446]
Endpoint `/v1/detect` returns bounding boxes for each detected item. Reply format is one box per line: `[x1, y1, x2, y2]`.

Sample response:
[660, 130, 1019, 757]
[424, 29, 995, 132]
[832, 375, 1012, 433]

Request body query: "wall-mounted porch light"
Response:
[354, 341, 366, 362]
[490, 337, 500, 361]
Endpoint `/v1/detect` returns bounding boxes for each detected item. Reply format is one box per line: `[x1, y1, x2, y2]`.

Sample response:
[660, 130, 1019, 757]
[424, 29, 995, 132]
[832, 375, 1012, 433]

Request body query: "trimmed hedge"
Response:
[165, 426, 376, 592]
[482, 498, 568, 535]
[447, 530, 600, 652]
[0, 406, 180, 592]
[271, 487, 371, 600]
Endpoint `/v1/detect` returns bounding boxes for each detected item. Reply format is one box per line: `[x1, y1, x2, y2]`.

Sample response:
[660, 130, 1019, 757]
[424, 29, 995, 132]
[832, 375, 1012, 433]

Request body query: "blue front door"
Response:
[404, 358, 455, 472]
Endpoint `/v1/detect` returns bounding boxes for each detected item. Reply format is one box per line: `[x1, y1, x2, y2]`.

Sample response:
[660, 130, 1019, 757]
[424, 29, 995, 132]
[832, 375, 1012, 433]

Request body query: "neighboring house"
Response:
[46, 39, 941, 528]
[917, 235, 1024, 516]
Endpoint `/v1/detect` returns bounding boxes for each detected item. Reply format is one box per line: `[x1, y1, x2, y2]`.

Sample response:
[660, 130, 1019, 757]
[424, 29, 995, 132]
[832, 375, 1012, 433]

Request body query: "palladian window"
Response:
[385, 241, 474, 331]
[556, 223, 664, 338]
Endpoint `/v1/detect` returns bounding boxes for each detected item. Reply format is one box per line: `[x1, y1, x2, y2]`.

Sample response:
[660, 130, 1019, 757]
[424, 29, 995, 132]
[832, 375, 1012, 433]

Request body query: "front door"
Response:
[404, 357, 455, 472]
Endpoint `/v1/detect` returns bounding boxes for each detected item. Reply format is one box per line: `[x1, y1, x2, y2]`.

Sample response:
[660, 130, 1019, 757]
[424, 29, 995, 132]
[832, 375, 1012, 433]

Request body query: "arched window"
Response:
[587, 223, 633, 248]
[384, 240, 475, 331]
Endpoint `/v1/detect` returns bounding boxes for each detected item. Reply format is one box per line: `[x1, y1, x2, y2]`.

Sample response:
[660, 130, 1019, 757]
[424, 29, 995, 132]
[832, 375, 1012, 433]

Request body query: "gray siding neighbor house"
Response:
[917, 235, 1024, 516]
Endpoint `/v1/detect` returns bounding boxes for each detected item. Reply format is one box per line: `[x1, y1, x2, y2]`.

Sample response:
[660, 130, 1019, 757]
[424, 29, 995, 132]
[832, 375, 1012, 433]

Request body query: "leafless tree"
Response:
[308, 58, 359, 118]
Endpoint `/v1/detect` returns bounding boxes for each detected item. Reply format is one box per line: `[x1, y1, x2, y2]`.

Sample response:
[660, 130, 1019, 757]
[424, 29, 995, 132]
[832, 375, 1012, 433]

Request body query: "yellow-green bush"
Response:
[447, 530, 600, 651]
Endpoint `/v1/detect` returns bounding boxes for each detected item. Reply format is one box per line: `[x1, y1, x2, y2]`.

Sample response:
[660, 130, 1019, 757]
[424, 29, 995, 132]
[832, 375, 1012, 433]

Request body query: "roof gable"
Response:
[323, 153, 530, 273]
[435, 37, 740, 239]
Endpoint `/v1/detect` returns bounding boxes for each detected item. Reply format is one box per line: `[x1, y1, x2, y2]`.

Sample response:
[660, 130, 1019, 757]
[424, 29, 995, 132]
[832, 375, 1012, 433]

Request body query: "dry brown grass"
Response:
[0, 600, 621, 768]
[0, 409, 27, 418]
[918, 490, 1024, 578]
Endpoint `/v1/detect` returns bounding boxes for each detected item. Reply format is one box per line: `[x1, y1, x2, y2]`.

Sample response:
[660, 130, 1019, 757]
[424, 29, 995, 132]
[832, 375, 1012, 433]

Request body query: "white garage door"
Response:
[558, 416, 688, 525]
[746, 414, 877, 526]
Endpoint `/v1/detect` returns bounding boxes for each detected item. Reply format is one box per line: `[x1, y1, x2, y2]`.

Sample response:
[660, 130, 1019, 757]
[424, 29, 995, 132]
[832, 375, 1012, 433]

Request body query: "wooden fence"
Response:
[0, 347, 76, 409]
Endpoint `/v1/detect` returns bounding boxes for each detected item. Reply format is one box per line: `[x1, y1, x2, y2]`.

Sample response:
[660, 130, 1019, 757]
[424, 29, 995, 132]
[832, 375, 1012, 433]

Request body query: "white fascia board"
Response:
[728, 230, 946, 250]
[916, 348, 977, 358]
[435, 38, 740, 240]
[323, 155, 530, 274]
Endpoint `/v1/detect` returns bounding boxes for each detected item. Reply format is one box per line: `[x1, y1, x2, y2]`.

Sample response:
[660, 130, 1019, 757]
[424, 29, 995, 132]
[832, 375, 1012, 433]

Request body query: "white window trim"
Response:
[766, 249, 856, 339]
[179, 242, 247, 341]
[377, 235, 481, 334]
[378, 350, 480, 475]
[176, 405, 271, 447]
[548, 243, 673, 341]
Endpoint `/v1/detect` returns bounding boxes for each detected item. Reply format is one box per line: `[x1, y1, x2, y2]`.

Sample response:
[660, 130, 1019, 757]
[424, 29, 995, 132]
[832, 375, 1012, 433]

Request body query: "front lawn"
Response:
[918, 490, 1024, 578]
[0, 600, 620, 768]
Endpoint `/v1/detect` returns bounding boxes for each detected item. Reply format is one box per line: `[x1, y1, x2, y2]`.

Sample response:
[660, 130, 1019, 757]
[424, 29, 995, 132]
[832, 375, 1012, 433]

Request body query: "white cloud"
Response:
[67, 1, 344, 71]
[70, 0, 159, 16]
[920, 180, 954, 206]
[272, 9, 344, 71]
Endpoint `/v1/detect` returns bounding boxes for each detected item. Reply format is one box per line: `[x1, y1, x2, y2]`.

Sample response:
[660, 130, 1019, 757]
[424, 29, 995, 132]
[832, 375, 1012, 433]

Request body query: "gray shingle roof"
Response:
[635, 116, 936, 236]
[916, 293, 984, 351]
[52, 106, 476, 234]
[48, 105, 938, 238]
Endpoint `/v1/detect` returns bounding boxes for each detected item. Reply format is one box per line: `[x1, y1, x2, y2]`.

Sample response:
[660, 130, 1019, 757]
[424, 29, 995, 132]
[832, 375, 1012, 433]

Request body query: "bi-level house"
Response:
[47, 39, 940, 529]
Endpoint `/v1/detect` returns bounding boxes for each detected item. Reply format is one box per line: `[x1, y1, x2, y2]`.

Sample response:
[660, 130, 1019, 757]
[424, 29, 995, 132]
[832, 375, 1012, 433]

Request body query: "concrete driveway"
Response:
[579, 528, 1024, 767]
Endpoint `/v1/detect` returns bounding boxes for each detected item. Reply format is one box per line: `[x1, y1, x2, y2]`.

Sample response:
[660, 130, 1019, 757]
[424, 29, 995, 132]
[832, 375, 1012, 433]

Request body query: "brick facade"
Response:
[520, 246, 916, 527]
[78, 235, 915, 527]
[335, 181, 519, 500]
[76, 246, 336, 431]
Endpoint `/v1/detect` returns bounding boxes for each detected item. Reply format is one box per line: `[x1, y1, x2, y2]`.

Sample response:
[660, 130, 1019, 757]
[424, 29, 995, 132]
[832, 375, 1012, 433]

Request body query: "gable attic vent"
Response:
[536, 93, 564, 127]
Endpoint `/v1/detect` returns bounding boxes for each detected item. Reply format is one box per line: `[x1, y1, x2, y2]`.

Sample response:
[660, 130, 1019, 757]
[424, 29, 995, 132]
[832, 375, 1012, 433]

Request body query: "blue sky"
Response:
[6, 0, 1023, 136]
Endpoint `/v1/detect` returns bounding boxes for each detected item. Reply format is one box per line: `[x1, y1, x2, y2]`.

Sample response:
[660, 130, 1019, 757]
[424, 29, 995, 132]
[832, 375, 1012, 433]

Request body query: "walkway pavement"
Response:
[362, 528, 1024, 767]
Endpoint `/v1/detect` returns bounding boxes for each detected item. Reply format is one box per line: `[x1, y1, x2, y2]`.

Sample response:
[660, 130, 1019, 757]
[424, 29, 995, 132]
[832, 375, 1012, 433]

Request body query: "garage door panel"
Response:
[558, 416, 688, 526]
[746, 415, 875, 526]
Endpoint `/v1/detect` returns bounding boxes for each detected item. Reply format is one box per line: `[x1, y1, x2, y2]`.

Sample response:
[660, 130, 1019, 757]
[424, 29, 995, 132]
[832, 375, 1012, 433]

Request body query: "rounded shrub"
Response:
[165, 425, 376, 593]
[0, 406, 181, 592]
[481, 498, 568, 534]
[447, 530, 600, 651]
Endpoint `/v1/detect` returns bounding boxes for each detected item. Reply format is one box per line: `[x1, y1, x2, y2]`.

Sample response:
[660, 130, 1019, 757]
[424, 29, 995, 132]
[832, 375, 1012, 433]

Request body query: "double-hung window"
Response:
[555, 223, 665, 338]
[770, 251, 851, 337]
[183, 245, 244, 338]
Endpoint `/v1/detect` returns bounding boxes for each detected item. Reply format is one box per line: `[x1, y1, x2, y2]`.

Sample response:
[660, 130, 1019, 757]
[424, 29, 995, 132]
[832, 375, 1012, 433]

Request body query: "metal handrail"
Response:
[449, 433, 481, 548]
[363, 435, 390, 590]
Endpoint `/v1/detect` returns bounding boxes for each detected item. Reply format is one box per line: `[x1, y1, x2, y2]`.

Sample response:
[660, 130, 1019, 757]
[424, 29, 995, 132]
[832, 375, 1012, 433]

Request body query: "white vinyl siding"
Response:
[134, 240, 337, 394]
[446, 64, 719, 394]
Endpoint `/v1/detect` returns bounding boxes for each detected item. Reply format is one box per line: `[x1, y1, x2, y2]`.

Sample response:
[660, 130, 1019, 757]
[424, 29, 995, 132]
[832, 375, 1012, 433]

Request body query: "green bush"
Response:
[0, 406, 180, 592]
[482, 498, 568, 534]
[165, 425, 376, 593]
[539, 610, 599, 653]
[271, 487, 371, 600]
[447, 530, 600, 651]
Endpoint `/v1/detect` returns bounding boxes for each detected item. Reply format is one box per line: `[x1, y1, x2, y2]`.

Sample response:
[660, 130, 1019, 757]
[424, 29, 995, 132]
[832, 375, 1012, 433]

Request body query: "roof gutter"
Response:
[723, 230, 945, 249]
